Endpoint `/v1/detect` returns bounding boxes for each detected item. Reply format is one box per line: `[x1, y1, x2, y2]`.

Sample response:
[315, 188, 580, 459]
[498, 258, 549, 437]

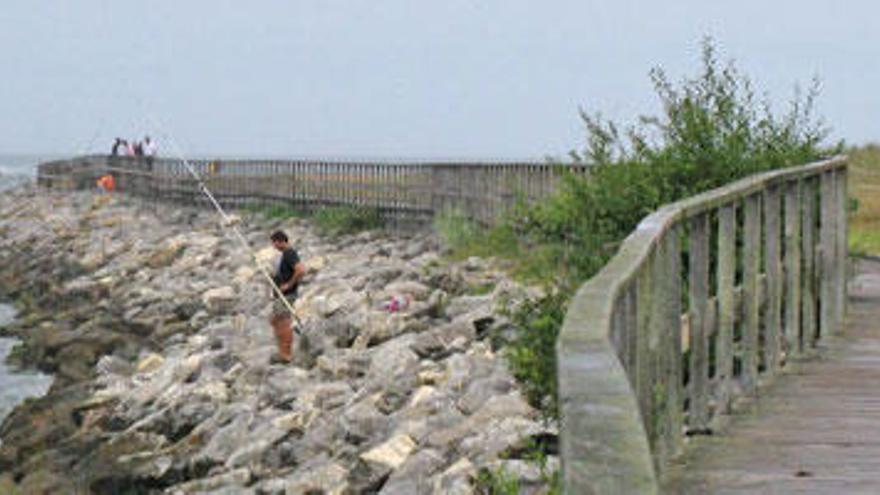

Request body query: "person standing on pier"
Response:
[143, 136, 157, 170]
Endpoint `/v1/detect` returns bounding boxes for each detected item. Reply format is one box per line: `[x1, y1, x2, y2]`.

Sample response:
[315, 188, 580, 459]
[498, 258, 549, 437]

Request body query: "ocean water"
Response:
[0, 154, 59, 192]
[0, 307, 53, 435]
[1, 156, 58, 433]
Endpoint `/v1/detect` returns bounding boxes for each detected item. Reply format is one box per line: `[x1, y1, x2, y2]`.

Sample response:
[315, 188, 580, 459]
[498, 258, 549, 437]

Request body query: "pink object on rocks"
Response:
[385, 294, 412, 313]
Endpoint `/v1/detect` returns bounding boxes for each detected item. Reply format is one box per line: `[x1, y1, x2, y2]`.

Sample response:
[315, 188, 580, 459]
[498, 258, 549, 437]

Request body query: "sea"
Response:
[0, 154, 59, 192]
[0, 305, 52, 433]
[0, 154, 58, 433]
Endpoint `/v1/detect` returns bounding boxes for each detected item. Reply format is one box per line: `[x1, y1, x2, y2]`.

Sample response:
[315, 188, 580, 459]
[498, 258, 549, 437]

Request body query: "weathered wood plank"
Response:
[820, 170, 837, 336]
[663, 227, 684, 460]
[784, 180, 802, 357]
[764, 186, 783, 372]
[742, 194, 761, 395]
[717, 204, 736, 412]
[835, 167, 848, 327]
[689, 213, 710, 432]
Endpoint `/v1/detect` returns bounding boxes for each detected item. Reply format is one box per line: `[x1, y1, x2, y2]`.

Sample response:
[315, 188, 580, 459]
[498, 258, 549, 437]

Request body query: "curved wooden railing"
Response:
[557, 156, 848, 494]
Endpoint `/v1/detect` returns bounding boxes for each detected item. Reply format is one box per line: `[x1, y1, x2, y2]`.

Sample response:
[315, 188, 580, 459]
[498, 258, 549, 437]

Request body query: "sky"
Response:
[0, 1, 877, 159]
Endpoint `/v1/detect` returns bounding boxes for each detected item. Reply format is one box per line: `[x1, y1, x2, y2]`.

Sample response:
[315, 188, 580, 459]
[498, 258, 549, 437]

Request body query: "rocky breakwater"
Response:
[0, 186, 557, 494]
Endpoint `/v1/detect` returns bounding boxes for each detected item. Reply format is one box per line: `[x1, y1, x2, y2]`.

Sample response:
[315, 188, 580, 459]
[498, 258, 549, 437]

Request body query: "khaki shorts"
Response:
[272, 294, 297, 319]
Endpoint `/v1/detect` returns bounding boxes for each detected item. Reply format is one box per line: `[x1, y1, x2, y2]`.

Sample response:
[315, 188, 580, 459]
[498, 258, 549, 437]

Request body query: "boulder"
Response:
[165, 467, 251, 494]
[360, 433, 417, 470]
[381, 280, 431, 301]
[271, 458, 349, 494]
[201, 286, 236, 314]
[135, 353, 165, 374]
[379, 448, 446, 494]
[341, 395, 390, 445]
[457, 374, 516, 414]
[459, 416, 545, 463]
[433, 457, 477, 495]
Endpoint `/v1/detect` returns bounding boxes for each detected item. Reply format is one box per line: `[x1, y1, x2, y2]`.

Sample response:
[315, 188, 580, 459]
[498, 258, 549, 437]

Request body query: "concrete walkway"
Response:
[664, 259, 880, 494]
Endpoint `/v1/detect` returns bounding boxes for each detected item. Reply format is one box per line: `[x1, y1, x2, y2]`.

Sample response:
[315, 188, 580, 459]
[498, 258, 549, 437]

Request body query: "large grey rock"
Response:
[432, 457, 477, 495]
[201, 286, 237, 314]
[367, 336, 419, 382]
[459, 416, 545, 463]
[457, 374, 516, 414]
[165, 467, 251, 494]
[379, 448, 446, 495]
[410, 319, 476, 361]
[341, 396, 391, 445]
[196, 409, 255, 464]
[262, 458, 349, 494]
[380, 280, 431, 301]
[351, 312, 409, 349]
[316, 350, 371, 380]
[360, 433, 417, 470]
[424, 393, 534, 450]
[301, 381, 354, 410]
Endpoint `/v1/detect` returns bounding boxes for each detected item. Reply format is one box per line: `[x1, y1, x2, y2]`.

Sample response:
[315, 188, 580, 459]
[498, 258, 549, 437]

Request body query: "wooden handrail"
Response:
[557, 156, 848, 494]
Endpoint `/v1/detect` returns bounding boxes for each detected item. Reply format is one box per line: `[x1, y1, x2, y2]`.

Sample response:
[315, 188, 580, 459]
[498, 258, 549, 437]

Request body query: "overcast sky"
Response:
[1, 1, 877, 158]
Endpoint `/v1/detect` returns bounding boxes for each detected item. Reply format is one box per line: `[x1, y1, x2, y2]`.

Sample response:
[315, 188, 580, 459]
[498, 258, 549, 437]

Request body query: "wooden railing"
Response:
[556, 157, 848, 494]
[36, 155, 591, 225]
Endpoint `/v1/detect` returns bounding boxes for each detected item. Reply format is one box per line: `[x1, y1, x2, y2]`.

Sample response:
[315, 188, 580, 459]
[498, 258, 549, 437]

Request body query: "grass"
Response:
[243, 202, 385, 236]
[433, 208, 567, 285]
[312, 205, 384, 235]
[848, 145, 880, 256]
[475, 467, 521, 495]
[243, 203, 306, 220]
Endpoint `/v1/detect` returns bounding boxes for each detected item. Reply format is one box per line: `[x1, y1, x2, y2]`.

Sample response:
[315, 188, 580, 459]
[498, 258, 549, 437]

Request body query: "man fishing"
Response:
[269, 230, 305, 364]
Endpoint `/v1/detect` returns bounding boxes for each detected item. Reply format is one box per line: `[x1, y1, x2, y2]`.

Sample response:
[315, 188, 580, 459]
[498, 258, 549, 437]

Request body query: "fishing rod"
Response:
[143, 112, 303, 333]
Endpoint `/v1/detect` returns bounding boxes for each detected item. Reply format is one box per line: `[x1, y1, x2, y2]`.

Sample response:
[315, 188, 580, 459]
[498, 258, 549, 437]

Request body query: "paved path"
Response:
[664, 259, 880, 494]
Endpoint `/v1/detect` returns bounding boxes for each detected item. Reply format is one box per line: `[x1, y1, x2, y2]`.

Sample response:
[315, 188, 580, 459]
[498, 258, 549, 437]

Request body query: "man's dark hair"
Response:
[270, 230, 288, 243]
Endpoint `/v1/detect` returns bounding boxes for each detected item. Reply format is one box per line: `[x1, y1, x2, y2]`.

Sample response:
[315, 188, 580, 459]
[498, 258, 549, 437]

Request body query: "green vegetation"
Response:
[475, 436, 563, 494]
[433, 209, 569, 284]
[312, 205, 384, 235]
[475, 467, 521, 495]
[848, 145, 880, 256]
[244, 202, 385, 236]
[243, 203, 306, 220]
[437, 39, 837, 423]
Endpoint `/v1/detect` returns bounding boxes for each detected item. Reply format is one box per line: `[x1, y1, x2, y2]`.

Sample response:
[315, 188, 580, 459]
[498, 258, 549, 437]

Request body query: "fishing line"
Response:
[142, 111, 303, 333]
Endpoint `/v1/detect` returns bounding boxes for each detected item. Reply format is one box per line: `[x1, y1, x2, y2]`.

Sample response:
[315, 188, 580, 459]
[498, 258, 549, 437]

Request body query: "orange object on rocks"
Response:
[96, 174, 116, 193]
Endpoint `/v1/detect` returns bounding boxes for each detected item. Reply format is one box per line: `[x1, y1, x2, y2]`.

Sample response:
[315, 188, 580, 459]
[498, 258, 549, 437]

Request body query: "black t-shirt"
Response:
[273, 247, 300, 296]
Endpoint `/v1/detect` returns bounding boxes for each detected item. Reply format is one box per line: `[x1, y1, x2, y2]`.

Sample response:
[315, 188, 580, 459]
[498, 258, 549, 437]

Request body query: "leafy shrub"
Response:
[313, 205, 383, 235]
[475, 467, 521, 495]
[442, 38, 837, 420]
[502, 290, 569, 419]
[244, 203, 305, 220]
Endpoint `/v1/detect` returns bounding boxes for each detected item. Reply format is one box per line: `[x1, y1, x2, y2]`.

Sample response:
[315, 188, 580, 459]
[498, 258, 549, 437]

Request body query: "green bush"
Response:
[475, 467, 521, 495]
[444, 38, 837, 420]
[244, 203, 305, 220]
[313, 205, 384, 235]
[502, 290, 569, 419]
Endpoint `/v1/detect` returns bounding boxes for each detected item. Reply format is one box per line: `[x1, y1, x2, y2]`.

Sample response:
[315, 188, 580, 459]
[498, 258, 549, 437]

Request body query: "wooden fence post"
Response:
[764, 186, 782, 372]
[784, 181, 802, 356]
[835, 167, 848, 327]
[716, 204, 736, 411]
[742, 194, 761, 394]
[820, 171, 837, 335]
[688, 213, 710, 432]
[801, 177, 817, 349]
